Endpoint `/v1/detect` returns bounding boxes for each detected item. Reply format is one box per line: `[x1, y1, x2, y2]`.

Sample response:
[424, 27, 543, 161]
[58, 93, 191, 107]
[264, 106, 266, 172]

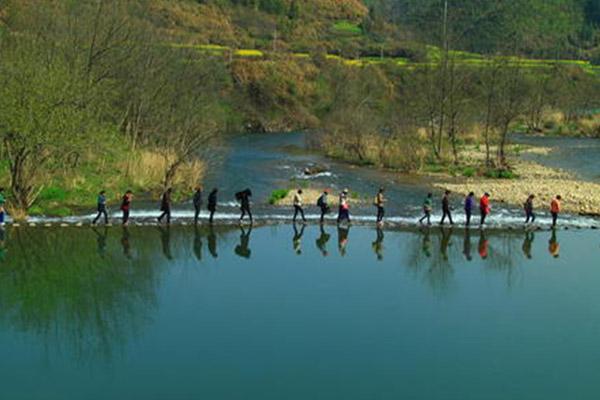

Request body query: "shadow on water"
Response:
[0, 224, 576, 367]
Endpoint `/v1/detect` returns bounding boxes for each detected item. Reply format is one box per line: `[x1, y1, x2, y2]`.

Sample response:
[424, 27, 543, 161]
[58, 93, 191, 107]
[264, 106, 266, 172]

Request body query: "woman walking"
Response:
[120, 190, 133, 226]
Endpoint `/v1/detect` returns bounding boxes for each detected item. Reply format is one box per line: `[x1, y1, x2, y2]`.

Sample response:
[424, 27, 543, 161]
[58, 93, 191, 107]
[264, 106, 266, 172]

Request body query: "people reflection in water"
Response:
[92, 226, 108, 258]
[549, 229, 560, 258]
[372, 228, 384, 261]
[316, 224, 331, 257]
[337, 225, 350, 257]
[121, 226, 132, 259]
[462, 228, 472, 261]
[292, 223, 305, 255]
[193, 225, 203, 261]
[158, 226, 173, 260]
[440, 227, 453, 261]
[421, 228, 432, 258]
[0, 227, 6, 262]
[478, 230, 489, 259]
[522, 231, 535, 259]
[207, 225, 218, 259]
[235, 226, 252, 259]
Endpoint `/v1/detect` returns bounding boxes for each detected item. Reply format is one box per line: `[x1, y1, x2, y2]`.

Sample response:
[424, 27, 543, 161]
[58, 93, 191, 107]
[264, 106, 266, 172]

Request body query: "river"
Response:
[0, 225, 599, 399]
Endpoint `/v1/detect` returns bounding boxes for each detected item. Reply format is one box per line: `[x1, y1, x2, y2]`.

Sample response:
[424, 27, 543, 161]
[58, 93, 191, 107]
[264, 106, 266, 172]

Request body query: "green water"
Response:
[0, 225, 599, 399]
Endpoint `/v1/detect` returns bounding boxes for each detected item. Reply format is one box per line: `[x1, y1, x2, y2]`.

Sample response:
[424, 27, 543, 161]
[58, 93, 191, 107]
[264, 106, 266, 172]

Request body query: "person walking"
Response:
[193, 186, 203, 224]
[120, 190, 133, 226]
[317, 190, 330, 224]
[158, 188, 173, 225]
[524, 194, 536, 224]
[293, 189, 306, 223]
[440, 190, 454, 225]
[375, 187, 385, 225]
[464, 192, 475, 227]
[207, 188, 218, 224]
[337, 189, 350, 224]
[419, 193, 433, 225]
[479, 192, 491, 227]
[92, 190, 109, 225]
[550, 195, 562, 228]
[0, 187, 6, 227]
[237, 189, 253, 224]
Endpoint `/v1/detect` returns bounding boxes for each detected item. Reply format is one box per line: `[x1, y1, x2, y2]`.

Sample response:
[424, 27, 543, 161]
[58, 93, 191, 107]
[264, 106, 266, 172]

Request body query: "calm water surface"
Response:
[0, 225, 599, 399]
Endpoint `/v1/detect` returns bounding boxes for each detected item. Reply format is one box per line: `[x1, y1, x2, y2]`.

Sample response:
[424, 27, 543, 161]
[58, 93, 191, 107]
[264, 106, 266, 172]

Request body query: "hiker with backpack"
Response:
[237, 188, 253, 224]
[317, 190, 330, 224]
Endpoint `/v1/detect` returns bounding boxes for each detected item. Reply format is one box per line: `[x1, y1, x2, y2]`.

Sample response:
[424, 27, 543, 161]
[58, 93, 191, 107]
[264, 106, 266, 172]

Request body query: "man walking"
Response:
[158, 188, 173, 225]
[92, 190, 109, 225]
[293, 189, 307, 223]
[193, 186, 203, 224]
[440, 190, 453, 225]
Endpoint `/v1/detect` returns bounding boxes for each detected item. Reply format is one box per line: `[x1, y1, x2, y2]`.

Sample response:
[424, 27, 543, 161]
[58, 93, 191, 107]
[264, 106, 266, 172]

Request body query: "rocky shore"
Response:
[432, 150, 600, 216]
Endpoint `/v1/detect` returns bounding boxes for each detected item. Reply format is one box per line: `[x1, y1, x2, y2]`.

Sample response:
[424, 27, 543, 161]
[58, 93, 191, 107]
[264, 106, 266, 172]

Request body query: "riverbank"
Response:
[430, 146, 600, 216]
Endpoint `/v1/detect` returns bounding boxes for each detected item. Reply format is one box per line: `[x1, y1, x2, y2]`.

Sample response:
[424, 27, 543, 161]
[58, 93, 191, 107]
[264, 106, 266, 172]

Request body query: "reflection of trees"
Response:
[404, 228, 529, 293]
[0, 227, 165, 365]
[482, 231, 524, 289]
[0, 225, 239, 364]
[404, 228, 455, 295]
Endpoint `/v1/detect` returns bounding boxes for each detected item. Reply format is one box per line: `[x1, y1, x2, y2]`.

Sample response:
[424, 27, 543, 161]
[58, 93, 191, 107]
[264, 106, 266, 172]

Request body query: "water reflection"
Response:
[372, 228, 384, 261]
[0, 224, 576, 369]
[337, 226, 350, 257]
[121, 226, 132, 259]
[0, 227, 6, 262]
[207, 225, 218, 258]
[92, 226, 108, 258]
[463, 228, 472, 261]
[235, 226, 252, 259]
[522, 231, 535, 259]
[292, 223, 305, 255]
[316, 225, 331, 257]
[440, 227, 453, 261]
[193, 226, 203, 261]
[478, 230, 489, 259]
[549, 229, 560, 258]
[158, 226, 173, 260]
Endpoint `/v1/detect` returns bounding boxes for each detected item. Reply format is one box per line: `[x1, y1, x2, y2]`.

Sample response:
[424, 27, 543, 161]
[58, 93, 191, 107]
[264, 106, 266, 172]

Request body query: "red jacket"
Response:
[479, 196, 490, 215]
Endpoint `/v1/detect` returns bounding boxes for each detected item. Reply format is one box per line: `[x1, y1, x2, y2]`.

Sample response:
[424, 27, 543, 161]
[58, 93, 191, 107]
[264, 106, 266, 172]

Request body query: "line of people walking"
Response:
[419, 191, 562, 228]
[90, 185, 563, 228]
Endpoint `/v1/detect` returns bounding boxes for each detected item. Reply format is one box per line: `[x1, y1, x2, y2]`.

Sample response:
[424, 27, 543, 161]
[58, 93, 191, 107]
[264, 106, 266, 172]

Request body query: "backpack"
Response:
[235, 191, 243, 201]
[317, 195, 323, 207]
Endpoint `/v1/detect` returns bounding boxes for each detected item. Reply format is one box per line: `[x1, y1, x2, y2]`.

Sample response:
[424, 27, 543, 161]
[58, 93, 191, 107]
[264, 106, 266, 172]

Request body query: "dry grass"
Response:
[127, 150, 206, 192]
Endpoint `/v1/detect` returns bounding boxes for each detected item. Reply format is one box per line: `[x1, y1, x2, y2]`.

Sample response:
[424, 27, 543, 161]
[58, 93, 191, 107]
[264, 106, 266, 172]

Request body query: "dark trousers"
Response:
[293, 205, 306, 222]
[551, 212, 558, 227]
[440, 209, 453, 225]
[158, 209, 171, 224]
[337, 207, 350, 223]
[122, 209, 130, 225]
[93, 206, 108, 224]
[465, 210, 472, 226]
[480, 211, 488, 226]
[240, 206, 252, 222]
[208, 208, 216, 224]
[419, 210, 431, 225]
[319, 206, 329, 223]
[376, 206, 385, 223]
[194, 206, 201, 223]
[525, 211, 536, 223]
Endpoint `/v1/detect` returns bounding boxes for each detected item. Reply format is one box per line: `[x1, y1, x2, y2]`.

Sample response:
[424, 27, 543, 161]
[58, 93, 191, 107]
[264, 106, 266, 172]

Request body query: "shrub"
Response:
[462, 167, 476, 177]
[268, 189, 289, 205]
[39, 186, 67, 202]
